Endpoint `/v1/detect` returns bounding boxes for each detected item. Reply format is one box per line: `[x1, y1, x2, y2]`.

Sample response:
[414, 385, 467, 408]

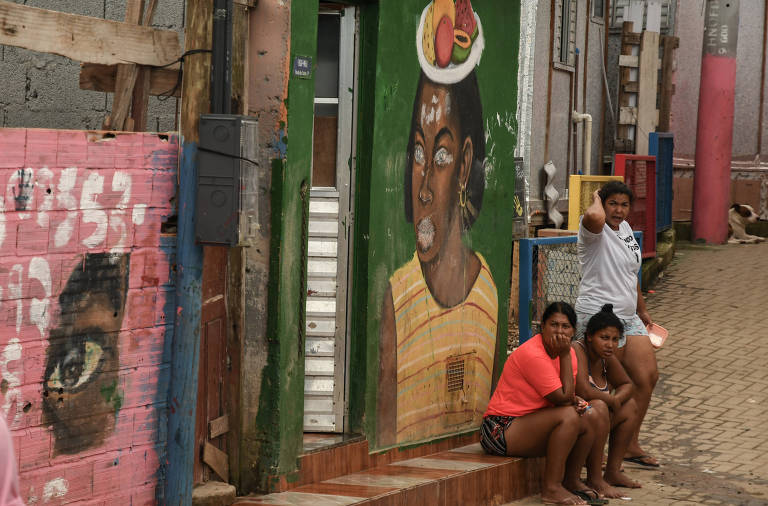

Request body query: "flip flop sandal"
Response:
[542, 497, 590, 505]
[573, 489, 609, 505]
[623, 455, 660, 468]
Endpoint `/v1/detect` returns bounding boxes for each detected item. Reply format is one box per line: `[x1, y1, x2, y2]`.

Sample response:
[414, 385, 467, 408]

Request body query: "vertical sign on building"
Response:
[692, 0, 739, 243]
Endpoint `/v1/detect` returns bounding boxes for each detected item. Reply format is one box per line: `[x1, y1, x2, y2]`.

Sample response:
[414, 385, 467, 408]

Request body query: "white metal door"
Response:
[304, 6, 356, 433]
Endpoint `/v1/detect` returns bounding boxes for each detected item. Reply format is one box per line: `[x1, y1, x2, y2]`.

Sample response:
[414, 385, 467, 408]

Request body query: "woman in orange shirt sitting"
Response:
[483, 301, 609, 505]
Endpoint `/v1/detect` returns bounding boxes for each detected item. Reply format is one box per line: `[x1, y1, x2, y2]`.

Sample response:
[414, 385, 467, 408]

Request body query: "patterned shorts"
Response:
[575, 310, 648, 348]
[480, 415, 516, 456]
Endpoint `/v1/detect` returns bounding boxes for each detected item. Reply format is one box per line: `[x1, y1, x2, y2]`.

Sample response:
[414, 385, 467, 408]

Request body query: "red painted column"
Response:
[693, 0, 740, 244]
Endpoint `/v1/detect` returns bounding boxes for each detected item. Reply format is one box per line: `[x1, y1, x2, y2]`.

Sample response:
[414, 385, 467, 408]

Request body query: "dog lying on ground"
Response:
[728, 203, 765, 244]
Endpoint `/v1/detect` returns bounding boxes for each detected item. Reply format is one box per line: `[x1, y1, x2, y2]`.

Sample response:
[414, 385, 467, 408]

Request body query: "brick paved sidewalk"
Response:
[508, 241, 768, 505]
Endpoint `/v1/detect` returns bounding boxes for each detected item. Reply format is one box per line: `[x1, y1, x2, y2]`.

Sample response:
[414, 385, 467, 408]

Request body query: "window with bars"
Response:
[592, 0, 605, 20]
[554, 0, 577, 67]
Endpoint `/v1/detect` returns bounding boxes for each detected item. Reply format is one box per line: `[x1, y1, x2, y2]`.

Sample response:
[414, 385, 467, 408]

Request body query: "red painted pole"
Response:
[692, 0, 739, 244]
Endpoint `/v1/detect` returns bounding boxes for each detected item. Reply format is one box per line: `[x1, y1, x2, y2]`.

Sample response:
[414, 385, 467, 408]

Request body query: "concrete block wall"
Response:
[0, 0, 184, 131]
[0, 128, 178, 504]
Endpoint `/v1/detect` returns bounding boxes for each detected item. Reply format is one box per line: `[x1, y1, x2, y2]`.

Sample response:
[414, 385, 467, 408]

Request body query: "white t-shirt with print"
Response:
[575, 217, 641, 319]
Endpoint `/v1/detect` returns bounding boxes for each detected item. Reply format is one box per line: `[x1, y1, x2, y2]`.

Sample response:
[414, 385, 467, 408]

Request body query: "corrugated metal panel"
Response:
[306, 338, 334, 356]
[304, 191, 340, 432]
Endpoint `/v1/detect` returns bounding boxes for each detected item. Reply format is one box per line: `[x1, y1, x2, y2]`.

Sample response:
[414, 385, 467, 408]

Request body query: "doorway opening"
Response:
[302, 3, 361, 453]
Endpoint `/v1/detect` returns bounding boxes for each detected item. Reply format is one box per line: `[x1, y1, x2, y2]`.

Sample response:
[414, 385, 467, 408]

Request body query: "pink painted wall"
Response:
[0, 129, 178, 504]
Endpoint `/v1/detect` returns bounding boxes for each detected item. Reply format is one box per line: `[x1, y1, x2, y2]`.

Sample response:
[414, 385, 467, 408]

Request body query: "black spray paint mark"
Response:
[12, 168, 33, 211]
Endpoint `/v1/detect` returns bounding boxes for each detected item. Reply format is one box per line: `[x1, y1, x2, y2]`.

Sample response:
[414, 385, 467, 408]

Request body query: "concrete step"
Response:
[193, 481, 236, 506]
[233, 443, 542, 506]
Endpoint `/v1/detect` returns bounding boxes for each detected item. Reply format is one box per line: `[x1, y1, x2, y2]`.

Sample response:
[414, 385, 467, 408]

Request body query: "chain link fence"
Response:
[530, 242, 580, 335]
[514, 232, 642, 346]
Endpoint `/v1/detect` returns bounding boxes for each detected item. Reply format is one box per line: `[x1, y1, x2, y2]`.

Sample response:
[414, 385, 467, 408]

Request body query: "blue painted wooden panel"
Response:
[649, 133, 674, 232]
[164, 141, 204, 505]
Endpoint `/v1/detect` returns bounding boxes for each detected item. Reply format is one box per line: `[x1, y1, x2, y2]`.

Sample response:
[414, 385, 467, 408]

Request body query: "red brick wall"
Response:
[0, 129, 178, 504]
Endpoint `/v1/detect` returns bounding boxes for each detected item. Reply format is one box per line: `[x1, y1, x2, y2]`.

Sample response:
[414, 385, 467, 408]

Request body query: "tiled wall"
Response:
[0, 128, 177, 504]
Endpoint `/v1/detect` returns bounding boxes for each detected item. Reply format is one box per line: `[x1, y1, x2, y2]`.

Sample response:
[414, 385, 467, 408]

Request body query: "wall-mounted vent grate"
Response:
[446, 357, 465, 393]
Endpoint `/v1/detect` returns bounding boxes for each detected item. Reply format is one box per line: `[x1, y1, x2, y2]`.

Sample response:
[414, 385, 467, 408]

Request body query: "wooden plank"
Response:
[185, 0, 213, 484]
[658, 35, 679, 132]
[618, 55, 639, 68]
[225, 4, 249, 487]
[636, 30, 660, 155]
[615, 138, 634, 153]
[619, 107, 638, 125]
[131, 67, 152, 131]
[209, 414, 230, 439]
[103, 0, 144, 130]
[623, 32, 642, 45]
[536, 228, 577, 237]
[130, 0, 160, 132]
[80, 64, 181, 97]
[180, 0, 212, 143]
[509, 242, 519, 323]
[623, 82, 639, 93]
[0, 0, 181, 66]
[203, 441, 229, 482]
[616, 21, 637, 152]
[231, 2, 250, 114]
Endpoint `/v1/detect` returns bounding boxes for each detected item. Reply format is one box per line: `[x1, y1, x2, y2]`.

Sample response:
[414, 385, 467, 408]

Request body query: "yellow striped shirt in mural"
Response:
[390, 251, 498, 445]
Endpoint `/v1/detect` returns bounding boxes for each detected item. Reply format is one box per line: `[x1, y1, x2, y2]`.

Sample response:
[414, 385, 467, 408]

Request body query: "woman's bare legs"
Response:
[617, 334, 659, 464]
[604, 398, 642, 488]
[504, 407, 587, 505]
[565, 400, 619, 499]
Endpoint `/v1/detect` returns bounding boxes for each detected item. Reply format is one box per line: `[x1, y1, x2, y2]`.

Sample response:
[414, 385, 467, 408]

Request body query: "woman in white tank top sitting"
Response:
[575, 182, 659, 469]
[573, 304, 642, 496]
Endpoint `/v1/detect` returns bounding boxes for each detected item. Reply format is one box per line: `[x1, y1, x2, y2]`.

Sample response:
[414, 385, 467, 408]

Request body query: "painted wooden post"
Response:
[693, 0, 740, 244]
[165, 0, 211, 503]
[517, 238, 534, 345]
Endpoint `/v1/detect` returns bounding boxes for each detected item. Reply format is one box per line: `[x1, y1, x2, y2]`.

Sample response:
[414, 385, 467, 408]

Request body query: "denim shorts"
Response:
[575, 310, 648, 348]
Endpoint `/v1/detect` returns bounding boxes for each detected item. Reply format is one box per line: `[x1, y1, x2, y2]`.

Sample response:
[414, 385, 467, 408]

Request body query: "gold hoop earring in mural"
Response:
[378, 0, 498, 448]
[42, 253, 130, 455]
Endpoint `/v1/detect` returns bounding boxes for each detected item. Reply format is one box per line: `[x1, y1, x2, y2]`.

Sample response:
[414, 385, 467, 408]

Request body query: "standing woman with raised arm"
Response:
[575, 182, 660, 468]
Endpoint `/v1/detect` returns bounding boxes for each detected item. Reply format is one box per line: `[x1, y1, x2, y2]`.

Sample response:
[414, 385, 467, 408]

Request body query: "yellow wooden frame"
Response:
[567, 175, 624, 230]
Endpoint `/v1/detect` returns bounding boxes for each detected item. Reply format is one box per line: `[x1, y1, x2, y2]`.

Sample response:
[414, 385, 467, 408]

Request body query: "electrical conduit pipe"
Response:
[572, 111, 592, 175]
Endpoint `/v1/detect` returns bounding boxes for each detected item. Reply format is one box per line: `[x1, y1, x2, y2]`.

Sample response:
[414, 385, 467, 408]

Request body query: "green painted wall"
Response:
[247, 0, 521, 489]
[348, 2, 380, 435]
[250, 0, 317, 491]
[358, 0, 521, 450]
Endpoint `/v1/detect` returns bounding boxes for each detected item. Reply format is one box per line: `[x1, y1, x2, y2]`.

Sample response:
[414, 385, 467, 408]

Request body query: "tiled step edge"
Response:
[355, 456, 544, 506]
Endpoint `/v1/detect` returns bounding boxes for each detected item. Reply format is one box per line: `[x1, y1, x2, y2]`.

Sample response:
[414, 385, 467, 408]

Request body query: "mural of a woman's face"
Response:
[411, 80, 473, 264]
[42, 253, 129, 455]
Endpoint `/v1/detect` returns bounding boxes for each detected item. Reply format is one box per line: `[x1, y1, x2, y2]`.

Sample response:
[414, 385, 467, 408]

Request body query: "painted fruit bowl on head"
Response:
[416, 0, 485, 85]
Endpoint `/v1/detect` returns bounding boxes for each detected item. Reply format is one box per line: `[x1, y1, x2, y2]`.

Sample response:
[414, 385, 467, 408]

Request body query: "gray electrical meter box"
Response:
[196, 114, 259, 246]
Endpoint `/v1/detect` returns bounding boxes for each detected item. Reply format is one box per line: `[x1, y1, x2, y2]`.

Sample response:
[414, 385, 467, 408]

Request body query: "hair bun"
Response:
[600, 304, 614, 313]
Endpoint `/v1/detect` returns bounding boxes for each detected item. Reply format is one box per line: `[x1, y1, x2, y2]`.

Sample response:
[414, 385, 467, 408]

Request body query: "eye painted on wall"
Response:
[414, 143, 426, 165]
[46, 335, 105, 392]
[42, 252, 130, 456]
[434, 147, 453, 167]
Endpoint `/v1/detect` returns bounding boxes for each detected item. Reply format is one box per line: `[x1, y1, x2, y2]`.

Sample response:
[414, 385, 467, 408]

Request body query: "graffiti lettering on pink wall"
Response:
[0, 129, 178, 504]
